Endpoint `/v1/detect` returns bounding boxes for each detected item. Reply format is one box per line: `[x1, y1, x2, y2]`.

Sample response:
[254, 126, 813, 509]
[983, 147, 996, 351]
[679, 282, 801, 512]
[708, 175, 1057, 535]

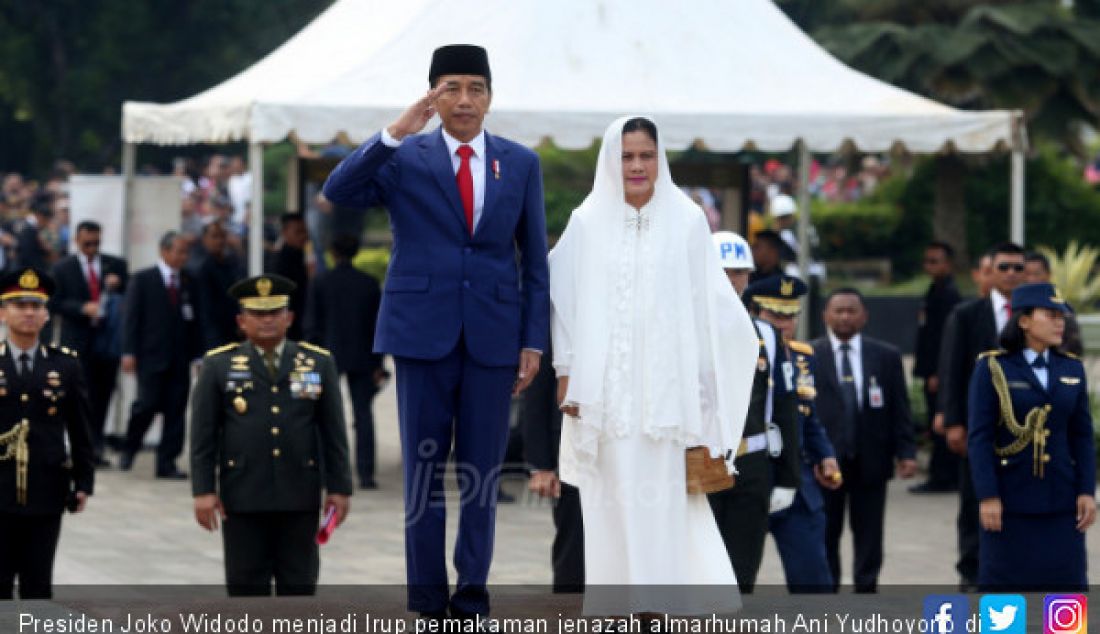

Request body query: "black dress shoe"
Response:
[360, 480, 378, 490]
[497, 488, 516, 504]
[94, 456, 112, 469]
[156, 469, 189, 480]
[118, 452, 135, 472]
[908, 481, 957, 494]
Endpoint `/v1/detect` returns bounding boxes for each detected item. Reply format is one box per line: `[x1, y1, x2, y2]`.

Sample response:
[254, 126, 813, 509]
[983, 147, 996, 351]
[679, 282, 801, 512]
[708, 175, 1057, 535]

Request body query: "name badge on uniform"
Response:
[182, 303, 195, 321]
[868, 377, 885, 409]
[782, 361, 794, 392]
[1060, 376, 1081, 386]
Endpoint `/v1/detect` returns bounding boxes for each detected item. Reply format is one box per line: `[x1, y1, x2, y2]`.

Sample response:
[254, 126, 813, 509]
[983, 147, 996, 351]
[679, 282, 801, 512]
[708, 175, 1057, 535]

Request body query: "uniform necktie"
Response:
[839, 342, 859, 458]
[167, 273, 179, 306]
[264, 349, 278, 379]
[18, 353, 30, 378]
[456, 144, 475, 235]
[87, 261, 100, 302]
[1031, 354, 1047, 369]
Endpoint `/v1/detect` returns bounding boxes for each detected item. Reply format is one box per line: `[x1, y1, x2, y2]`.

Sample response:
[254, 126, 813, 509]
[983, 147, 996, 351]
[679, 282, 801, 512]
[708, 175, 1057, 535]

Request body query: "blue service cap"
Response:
[1010, 282, 1071, 315]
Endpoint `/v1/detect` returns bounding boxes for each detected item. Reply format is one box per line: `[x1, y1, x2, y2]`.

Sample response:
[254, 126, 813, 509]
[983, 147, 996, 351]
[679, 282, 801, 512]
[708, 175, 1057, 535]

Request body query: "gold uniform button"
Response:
[271, 427, 280, 436]
[271, 405, 280, 414]
[272, 448, 281, 458]
[271, 386, 278, 394]
[227, 459, 236, 467]
[1000, 459, 1008, 466]
[20, 394, 28, 402]
[1043, 454, 1051, 462]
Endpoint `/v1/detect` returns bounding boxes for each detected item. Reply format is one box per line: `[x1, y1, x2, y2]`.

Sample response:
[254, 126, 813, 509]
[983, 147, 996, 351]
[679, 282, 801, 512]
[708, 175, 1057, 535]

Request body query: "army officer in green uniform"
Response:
[190, 274, 353, 596]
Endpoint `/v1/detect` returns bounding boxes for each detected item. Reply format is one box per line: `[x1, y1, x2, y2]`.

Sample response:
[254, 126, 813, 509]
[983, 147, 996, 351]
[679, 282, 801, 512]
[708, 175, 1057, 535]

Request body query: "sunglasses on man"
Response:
[996, 262, 1025, 272]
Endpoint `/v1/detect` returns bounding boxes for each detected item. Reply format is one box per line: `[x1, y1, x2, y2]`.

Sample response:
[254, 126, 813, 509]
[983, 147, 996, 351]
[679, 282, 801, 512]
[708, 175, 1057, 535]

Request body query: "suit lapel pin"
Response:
[492, 159, 500, 180]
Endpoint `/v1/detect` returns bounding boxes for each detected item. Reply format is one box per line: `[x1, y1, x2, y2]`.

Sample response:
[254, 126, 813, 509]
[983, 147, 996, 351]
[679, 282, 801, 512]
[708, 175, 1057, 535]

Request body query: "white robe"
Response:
[549, 117, 758, 616]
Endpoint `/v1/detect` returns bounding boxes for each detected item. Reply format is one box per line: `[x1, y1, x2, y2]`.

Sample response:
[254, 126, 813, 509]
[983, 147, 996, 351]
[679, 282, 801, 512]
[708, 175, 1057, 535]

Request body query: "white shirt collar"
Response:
[156, 259, 178, 283]
[1022, 348, 1049, 365]
[991, 288, 1009, 313]
[78, 252, 100, 270]
[441, 127, 486, 159]
[828, 330, 862, 355]
[7, 340, 38, 362]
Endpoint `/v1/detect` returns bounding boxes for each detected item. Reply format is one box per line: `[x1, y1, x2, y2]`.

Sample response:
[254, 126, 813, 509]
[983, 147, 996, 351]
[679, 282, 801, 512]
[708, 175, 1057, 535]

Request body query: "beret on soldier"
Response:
[429, 44, 491, 87]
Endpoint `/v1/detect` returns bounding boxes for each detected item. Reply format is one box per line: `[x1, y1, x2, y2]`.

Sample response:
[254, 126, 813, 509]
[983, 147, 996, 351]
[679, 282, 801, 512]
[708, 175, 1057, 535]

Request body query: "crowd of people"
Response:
[0, 44, 1094, 627]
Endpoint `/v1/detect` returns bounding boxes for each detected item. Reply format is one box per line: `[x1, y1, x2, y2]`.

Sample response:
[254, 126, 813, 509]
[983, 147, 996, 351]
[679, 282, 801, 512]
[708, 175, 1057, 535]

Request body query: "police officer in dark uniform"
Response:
[0, 267, 94, 599]
[190, 274, 353, 596]
[749, 275, 843, 593]
[708, 233, 801, 594]
[967, 282, 1096, 590]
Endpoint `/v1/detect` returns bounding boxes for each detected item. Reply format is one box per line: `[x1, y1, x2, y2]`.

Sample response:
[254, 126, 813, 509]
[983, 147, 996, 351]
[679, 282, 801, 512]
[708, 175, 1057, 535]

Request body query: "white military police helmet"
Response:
[712, 231, 754, 270]
[771, 194, 797, 217]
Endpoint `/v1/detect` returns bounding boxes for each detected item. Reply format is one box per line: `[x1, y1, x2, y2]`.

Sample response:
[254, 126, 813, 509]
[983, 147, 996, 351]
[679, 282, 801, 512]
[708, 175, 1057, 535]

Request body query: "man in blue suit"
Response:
[322, 45, 548, 620]
[747, 275, 841, 592]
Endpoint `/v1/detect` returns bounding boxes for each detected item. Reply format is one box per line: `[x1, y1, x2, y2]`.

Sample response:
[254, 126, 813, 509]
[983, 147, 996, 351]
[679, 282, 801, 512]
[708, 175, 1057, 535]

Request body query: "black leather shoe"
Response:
[360, 480, 378, 490]
[94, 456, 112, 469]
[118, 452, 135, 472]
[156, 469, 189, 480]
[908, 481, 957, 494]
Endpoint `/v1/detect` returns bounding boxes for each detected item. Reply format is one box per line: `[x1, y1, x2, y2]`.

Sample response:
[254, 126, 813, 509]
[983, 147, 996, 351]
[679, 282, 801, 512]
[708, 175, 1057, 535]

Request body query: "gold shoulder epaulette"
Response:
[1056, 349, 1080, 361]
[299, 342, 331, 357]
[48, 344, 78, 358]
[978, 349, 1005, 360]
[204, 342, 240, 357]
[788, 340, 814, 356]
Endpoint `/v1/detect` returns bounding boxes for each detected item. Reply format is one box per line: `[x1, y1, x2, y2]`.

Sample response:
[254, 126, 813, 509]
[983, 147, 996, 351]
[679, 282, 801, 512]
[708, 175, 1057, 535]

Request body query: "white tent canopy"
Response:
[120, 0, 1026, 274]
[124, 0, 1018, 153]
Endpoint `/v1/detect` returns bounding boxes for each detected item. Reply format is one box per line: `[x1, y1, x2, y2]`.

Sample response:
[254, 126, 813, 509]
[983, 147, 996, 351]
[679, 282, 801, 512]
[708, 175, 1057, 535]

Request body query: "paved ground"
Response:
[53, 376, 1100, 588]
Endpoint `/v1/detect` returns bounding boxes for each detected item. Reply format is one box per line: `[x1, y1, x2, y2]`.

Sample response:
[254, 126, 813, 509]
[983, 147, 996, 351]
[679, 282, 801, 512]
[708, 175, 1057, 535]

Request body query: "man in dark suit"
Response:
[304, 233, 386, 489]
[0, 267, 94, 599]
[191, 274, 353, 596]
[15, 195, 53, 271]
[267, 213, 309, 342]
[195, 221, 245, 350]
[119, 231, 200, 479]
[910, 241, 962, 494]
[322, 45, 548, 619]
[812, 288, 917, 592]
[938, 241, 1025, 590]
[49, 220, 128, 466]
[520, 344, 584, 593]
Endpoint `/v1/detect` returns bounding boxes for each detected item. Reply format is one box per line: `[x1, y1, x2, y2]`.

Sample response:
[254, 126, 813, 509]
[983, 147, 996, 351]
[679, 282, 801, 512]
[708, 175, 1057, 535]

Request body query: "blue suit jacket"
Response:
[322, 128, 549, 367]
[968, 350, 1096, 515]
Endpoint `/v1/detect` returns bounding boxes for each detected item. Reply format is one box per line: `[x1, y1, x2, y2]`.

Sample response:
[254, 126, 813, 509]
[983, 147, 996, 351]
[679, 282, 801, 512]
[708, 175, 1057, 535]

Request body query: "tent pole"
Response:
[796, 140, 811, 342]
[248, 142, 265, 275]
[121, 142, 136, 261]
[1010, 148, 1025, 245]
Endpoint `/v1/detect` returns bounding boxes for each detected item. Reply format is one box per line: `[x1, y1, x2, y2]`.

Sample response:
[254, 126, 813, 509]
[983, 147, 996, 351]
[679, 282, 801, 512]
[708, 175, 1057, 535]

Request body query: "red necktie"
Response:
[1005, 302, 1012, 319]
[87, 262, 100, 303]
[456, 144, 475, 235]
[167, 273, 179, 306]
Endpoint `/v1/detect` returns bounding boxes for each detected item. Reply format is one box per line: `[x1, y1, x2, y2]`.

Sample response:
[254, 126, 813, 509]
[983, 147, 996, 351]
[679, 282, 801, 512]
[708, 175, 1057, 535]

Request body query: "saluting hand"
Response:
[1076, 495, 1096, 532]
[387, 84, 447, 141]
[194, 494, 226, 531]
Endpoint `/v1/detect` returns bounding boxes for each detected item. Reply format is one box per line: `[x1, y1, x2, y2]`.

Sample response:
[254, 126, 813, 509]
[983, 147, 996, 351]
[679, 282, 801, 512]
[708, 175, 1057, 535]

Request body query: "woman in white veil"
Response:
[550, 116, 759, 617]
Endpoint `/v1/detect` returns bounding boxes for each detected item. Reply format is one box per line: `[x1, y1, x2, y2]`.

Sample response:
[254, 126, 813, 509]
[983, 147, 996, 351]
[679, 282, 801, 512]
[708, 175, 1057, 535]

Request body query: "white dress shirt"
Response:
[380, 127, 487, 231]
[828, 330, 864, 409]
[156, 259, 179, 290]
[1022, 348, 1050, 390]
[991, 288, 1010, 335]
[78, 252, 102, 287]
[7, 341, 38, 374]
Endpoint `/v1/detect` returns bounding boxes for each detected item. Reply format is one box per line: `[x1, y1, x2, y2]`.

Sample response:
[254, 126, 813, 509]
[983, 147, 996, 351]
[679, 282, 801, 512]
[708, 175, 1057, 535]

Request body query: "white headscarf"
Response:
[549, 116, 758, 483]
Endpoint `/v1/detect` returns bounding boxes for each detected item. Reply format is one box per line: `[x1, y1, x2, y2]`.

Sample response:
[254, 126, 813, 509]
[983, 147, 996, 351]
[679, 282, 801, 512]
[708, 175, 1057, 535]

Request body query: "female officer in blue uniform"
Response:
[968, 282, 1096, 590]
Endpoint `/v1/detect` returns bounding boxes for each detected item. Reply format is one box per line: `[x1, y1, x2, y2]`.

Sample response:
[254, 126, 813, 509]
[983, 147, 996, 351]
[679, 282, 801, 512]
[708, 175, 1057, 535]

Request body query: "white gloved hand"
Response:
[769, 487, 796, 514]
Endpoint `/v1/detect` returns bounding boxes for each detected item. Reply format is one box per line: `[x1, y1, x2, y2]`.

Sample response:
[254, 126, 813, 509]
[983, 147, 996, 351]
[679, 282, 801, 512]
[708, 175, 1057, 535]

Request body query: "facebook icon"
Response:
[923, 595, 969, 634]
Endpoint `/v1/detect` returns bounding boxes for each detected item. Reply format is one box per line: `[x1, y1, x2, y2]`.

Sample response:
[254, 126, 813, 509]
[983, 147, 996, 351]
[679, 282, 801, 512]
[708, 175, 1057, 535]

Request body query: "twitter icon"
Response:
[982, 595, 1027, 634]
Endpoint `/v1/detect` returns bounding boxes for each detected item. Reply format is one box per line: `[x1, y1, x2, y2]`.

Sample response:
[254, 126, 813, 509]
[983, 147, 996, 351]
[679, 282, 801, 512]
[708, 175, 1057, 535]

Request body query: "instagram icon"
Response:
[1045, 595, 1088, 634]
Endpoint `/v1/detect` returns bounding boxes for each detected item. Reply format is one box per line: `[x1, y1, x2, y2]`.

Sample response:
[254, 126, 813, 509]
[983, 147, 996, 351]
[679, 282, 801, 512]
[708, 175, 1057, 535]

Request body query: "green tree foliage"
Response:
[0, 1, 332, 175]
